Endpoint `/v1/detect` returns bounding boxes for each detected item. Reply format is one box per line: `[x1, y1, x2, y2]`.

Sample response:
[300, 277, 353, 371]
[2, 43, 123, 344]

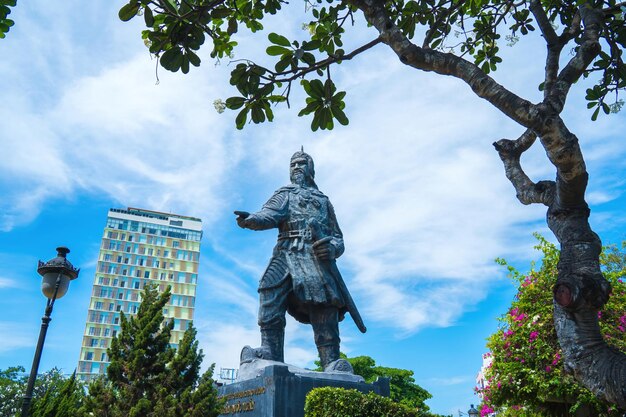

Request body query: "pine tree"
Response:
[30, 371, 85, 417]
[83, 283, 221, 417]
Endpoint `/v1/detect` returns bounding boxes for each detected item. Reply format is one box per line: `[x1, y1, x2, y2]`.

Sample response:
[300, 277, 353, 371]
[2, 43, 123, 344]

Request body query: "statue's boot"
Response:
[240, 328, 284, 364]
[318, 344, 353, 373]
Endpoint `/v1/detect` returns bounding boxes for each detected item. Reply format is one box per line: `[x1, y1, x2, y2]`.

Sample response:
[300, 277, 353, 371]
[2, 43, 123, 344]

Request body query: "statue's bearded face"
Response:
[290, 157, 312, 186]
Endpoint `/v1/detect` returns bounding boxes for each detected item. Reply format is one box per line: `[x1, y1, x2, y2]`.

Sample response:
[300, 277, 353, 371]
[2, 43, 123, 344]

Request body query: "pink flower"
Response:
[545, 366, 552, 373]
[480, 405, 495, 417]
[529, 331, 539, 342]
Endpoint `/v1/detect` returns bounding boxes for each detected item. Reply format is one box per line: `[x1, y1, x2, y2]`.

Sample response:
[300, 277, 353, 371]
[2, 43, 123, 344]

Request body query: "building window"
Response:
[101, 353, 107, 361]
[134, 281, 140, 289]
[85, 352, 94, 361]
[88, 327, 96, 336]
[112, 330, 117, 337]
[116, 305, 121, 312]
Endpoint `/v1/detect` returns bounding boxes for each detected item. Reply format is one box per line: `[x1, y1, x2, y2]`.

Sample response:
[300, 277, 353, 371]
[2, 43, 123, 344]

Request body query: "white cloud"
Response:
[0, 322, 34, 353]
[0, 277, 19, 289]
[2, 0, 624, 347]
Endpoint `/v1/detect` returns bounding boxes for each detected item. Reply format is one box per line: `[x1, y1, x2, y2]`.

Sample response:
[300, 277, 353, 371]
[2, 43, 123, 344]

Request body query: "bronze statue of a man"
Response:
[235, 149, 365, 372]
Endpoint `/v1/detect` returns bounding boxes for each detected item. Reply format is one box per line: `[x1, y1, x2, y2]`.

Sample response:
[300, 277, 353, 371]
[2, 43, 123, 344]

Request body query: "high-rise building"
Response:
[77, 207, 202, 381]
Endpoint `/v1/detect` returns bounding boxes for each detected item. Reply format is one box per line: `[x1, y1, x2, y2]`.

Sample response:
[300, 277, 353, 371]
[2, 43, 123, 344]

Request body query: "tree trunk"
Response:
[345, 0, 626, 408]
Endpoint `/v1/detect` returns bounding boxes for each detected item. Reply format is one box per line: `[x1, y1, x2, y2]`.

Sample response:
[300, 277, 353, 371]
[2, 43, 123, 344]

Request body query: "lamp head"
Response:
[38, 247, 80, 299]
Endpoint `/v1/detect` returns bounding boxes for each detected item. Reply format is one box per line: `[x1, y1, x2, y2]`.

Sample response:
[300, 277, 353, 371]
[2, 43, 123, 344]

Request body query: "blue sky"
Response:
[1, 1, 625, 415]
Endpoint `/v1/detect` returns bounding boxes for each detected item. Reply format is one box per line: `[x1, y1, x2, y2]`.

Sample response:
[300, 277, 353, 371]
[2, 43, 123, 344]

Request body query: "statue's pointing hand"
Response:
[313, 236, 336, 260]
[234, 210, 250, 228]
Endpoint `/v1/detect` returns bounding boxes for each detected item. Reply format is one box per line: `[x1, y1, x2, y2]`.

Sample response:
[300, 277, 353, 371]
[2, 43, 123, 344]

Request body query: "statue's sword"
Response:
[308, 219, 367, 333]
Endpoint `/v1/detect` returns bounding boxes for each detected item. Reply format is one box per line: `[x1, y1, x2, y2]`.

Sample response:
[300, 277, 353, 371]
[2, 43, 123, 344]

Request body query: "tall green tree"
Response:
[119, 0, 626, 407]
[82, 283, 221, 417]
[479, 237, 626, 417]
[30, 371, 85, 417]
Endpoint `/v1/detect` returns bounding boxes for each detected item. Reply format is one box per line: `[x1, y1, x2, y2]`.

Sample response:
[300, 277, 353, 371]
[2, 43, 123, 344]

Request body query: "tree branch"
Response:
[493, 129, 555, 206]
[346, 0, 542, 130]
[552, 4, 603, 112]
[529, 0, 559, 46]
[270, 37, 383, 83]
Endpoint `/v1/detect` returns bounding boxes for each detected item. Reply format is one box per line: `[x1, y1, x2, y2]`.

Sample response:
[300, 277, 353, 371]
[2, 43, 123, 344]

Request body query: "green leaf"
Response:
[211, 7, 231, 18]
[308, 79, 325, 98]
[275, 57, 290, 73]
[163, 0, 178, 14]
[226, 97, 246, 110]
[144, 6, 154, 26]
[235, 108, 249, 129]
[602, 102, 610, 114]
[227, 18, 238, 35]
[332, 105, 349, 126]
[311, 108, 322, 131]
[160, 48, 182, 71]
[187, 50, 201, 67]
[298, 101, 319, 116]
[119, 3, 140, 22]
[251, 106, 265, 123]
[302, 40, 321, 51]
[181, 54, 190, 74]
[591, 106, 600, 121]
[268, 32, 290, 47]
[266, 45, 289, 56]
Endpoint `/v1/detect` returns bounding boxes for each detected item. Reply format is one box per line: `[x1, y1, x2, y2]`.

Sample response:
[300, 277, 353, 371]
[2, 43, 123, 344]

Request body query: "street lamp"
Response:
[20, 246, 80, 417]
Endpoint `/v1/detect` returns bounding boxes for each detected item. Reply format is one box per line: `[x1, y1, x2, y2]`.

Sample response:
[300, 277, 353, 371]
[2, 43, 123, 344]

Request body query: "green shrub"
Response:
[305, 387, 418, 417]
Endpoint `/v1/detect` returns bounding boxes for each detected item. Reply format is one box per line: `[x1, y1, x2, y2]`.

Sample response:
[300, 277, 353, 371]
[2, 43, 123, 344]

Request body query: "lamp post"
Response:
[20, 246, 80, 417]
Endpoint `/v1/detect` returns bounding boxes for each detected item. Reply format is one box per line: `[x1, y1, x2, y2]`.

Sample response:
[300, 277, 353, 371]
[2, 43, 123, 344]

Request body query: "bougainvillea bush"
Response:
[478, 236, 626, 417]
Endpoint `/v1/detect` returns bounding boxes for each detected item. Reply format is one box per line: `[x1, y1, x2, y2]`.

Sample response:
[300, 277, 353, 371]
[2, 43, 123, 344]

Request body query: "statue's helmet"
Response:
[290, 148, 315, 179]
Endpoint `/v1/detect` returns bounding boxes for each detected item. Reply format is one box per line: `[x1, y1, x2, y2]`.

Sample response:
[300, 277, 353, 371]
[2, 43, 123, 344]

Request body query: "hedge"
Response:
[304, 387, 418, 417]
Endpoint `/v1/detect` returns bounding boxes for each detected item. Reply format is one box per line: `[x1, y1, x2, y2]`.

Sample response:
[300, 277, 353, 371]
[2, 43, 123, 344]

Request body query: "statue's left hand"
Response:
[313, 236, 336, 260]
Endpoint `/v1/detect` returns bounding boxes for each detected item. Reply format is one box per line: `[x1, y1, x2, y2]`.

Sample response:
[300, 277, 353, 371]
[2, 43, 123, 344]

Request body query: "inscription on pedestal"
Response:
[220, 387, 266, 414]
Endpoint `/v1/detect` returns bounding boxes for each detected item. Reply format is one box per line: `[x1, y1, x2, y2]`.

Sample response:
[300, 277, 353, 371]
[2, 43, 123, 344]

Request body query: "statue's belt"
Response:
[277, 229, 312, 241]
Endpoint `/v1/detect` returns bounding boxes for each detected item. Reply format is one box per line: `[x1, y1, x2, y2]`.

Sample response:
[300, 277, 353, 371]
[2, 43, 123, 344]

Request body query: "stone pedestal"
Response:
[217, 363, 389, 417]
